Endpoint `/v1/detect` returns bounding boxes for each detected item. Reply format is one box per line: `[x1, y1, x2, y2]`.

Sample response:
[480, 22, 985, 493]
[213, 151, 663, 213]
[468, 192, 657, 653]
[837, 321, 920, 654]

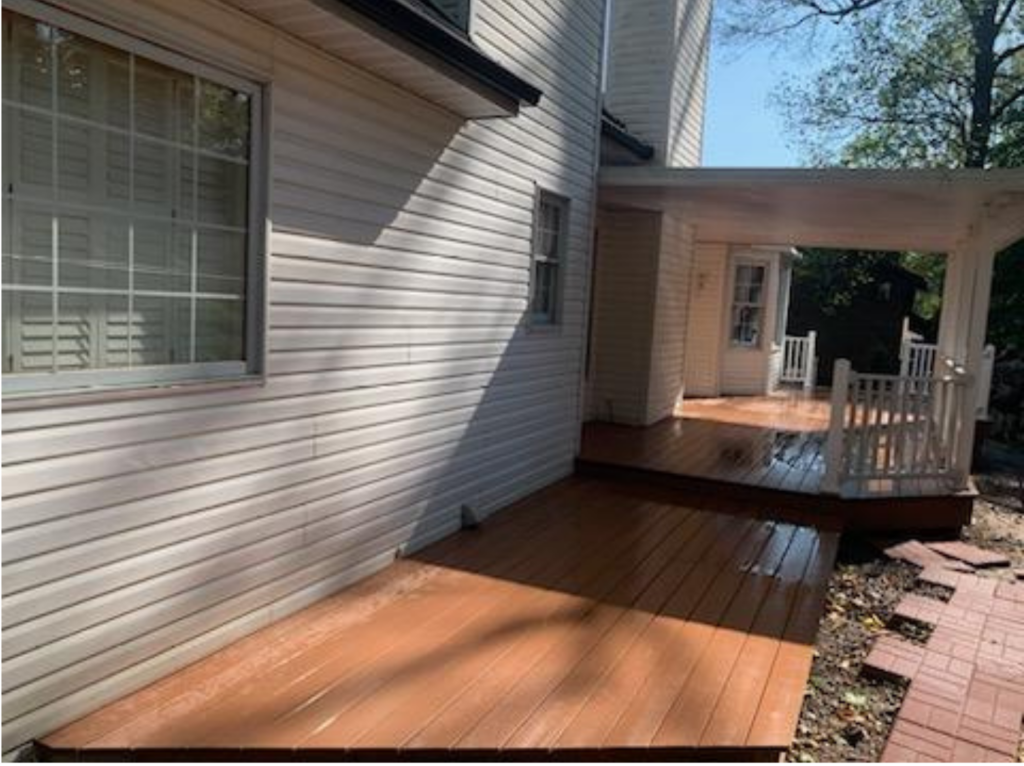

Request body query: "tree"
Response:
[720, 0, 1024, 168]
[720, 0, 1024, 443]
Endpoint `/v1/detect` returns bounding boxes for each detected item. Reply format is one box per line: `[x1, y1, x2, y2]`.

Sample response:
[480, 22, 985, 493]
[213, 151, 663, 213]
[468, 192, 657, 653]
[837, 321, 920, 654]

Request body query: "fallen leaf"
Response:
[844, 691, 868, 707]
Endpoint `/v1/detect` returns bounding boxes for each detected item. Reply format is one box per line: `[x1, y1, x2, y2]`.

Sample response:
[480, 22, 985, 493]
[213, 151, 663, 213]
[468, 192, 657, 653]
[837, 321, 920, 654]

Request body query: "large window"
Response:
[729, 261, 766, 348]
[530, 190, 567, 326]
[2, 8, 261, 395]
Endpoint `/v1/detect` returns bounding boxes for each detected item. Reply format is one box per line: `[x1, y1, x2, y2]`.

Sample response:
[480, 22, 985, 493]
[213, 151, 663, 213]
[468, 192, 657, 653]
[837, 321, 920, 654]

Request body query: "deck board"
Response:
[580, 395, 964, 502]
[43, 478, 837, 759]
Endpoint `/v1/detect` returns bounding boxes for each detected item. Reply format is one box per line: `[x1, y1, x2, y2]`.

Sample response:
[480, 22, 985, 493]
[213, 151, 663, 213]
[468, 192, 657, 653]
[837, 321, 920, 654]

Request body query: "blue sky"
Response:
[702, 22, 827, 167]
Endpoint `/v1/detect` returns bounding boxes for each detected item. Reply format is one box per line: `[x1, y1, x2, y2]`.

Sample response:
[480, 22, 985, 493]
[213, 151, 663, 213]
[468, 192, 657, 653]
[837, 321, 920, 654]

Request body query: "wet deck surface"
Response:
[43, 478, 837, 759]
[582, 397, 828, 496]
[580, 395, 957, 500]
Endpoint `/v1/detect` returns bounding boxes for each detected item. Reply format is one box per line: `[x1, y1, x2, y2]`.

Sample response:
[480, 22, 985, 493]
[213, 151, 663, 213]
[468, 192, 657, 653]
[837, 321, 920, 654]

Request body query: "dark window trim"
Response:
[319, 0, 541, 110]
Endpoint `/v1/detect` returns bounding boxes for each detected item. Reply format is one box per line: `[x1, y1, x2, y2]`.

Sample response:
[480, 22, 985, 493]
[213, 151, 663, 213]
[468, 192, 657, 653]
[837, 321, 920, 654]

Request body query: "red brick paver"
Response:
[863, 573, 1024, 762]
[883, 540, 975, 572]
[926, 541, 1011, 569]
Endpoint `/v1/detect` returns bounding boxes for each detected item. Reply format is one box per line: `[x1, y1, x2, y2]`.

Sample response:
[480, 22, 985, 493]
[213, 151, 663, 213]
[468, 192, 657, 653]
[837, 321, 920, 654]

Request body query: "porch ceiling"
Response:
[599, 167, 1024, 253]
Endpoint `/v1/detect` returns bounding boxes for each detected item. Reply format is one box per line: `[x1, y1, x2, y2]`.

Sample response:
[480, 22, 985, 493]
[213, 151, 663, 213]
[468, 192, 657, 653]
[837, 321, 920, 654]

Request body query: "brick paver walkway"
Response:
[864, 568, 1024, 762]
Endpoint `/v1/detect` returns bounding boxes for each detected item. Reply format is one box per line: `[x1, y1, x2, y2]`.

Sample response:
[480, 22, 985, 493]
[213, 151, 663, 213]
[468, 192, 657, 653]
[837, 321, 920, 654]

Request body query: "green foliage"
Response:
[719, 0, 1024, 168]
[900, 252, 946, 320]
[989, 240, 1024, 354]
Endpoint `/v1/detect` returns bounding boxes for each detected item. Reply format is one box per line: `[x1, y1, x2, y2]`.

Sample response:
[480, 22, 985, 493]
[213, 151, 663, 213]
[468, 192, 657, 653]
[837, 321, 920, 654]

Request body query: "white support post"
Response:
[804, 331, 817, 393]
[977, 344, 995, 420]
[950, 230, 997, 489]
[899, 336, 911, 378]
[822, 358, 851, 495]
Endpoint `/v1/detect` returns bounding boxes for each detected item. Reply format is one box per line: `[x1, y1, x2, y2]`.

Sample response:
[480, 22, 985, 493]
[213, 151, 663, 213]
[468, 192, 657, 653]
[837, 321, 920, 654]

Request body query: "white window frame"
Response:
[529, 189, 568, 328]
[728, 258, 767, 349]
[2, 0, 267, 399]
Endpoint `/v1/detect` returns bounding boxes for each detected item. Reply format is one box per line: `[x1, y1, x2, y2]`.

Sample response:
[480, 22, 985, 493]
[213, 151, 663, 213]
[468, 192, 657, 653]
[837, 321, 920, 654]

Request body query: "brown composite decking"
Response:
[42, 477, 838, 761]
[577, 395, 974, 532]
[580, 409, 828, 497]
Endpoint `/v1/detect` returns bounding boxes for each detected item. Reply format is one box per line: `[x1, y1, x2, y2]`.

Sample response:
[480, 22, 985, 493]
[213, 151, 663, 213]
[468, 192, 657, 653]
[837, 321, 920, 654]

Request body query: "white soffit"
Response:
[599, 167, 1024, 253]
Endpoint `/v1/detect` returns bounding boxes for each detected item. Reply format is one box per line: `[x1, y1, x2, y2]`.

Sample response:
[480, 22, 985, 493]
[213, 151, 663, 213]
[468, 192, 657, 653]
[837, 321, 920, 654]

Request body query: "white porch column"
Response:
[944, 228, 998, 486]
[936, 248, 969, 363]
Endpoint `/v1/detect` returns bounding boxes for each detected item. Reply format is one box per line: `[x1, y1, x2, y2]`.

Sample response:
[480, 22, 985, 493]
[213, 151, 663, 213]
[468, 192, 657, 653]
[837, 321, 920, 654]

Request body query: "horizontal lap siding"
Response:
[587, 210, 661, 425]
[2, 0, 603, 748]
[666, 0, 711, 167]
[646, 214, 694, 422]
[682, 242, 727, 397]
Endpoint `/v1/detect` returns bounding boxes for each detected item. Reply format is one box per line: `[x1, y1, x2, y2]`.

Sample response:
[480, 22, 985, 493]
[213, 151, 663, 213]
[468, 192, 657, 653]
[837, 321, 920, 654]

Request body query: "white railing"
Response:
[899, 338, 938, 379]
[898, 339, 996, 419]
[822, 359, 969, 495]
[780, 331, 817, 391]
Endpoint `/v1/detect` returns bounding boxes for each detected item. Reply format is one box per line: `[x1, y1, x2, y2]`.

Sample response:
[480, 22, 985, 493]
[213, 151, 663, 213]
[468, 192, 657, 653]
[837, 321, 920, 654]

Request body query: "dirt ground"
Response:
[787, 459, 1024, 763]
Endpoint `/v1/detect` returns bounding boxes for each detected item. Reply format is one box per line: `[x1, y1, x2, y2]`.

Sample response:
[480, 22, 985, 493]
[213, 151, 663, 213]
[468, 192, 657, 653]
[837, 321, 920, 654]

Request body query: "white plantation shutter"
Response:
[2, 9, 258, 392]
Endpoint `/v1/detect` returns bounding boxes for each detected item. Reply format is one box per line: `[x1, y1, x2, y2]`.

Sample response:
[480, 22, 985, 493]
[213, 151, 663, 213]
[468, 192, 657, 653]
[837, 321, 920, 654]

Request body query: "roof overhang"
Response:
[601, 110, 655, 162]
[599, 167, 1024, 253]
[226, 0, 541, 119]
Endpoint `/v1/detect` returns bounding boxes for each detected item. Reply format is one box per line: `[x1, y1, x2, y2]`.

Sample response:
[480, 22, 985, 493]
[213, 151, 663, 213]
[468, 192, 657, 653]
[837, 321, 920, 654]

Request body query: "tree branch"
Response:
[995, 42, 1024, 67]
[995, 0, 1019, 31]
[993, 83, 1024, 119]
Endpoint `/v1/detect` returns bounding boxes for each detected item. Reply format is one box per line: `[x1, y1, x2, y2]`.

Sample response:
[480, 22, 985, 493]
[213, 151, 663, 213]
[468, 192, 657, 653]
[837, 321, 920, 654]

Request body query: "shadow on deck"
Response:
[40, 478, 837, 762]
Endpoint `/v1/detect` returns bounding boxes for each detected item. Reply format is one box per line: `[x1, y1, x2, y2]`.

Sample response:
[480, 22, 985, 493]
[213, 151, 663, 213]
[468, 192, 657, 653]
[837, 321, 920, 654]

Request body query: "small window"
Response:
[530, 191, 568, 326]
[729, 261, 766, 348]
[2, 9, 262, 396]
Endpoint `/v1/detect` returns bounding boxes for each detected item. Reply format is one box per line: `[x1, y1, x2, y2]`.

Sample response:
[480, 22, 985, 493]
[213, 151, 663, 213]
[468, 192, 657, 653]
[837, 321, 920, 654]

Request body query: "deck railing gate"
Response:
[822, 358, 970, 495]
[780, 332, 817, 392]
[899, 338, 939, 379]
[899, 339, 996, 419]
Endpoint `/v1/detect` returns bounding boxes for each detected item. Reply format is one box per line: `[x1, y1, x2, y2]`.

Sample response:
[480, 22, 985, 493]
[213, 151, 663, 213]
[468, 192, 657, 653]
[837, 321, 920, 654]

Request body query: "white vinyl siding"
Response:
[682, 241, 726, 397]
[586, 210, 660, 424]
[645, 213, 693, 422]
[1, 0, 604, 750]
[2, 9, 262, 395]
[604, 0, 710, 167]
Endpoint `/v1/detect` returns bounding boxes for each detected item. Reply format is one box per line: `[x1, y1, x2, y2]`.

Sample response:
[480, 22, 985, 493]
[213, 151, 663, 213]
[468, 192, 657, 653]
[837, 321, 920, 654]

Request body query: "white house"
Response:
[2, 0, 1022, 755]
[1, 0, 603, 748]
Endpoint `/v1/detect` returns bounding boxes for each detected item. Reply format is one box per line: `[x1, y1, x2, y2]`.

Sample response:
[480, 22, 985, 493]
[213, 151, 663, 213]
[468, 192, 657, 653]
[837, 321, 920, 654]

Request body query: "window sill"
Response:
[2, 374, 266, 412]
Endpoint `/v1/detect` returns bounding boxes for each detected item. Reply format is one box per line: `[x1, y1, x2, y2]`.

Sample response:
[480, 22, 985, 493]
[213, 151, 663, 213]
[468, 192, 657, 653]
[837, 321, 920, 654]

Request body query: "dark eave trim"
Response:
[325, 0, 542, 110]
[601, 112, 654, 161]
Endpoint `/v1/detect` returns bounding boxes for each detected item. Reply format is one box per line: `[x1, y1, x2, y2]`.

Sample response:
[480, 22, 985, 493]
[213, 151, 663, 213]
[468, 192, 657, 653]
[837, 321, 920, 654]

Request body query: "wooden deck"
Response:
[581, 413, 828, 497]
[42, 478, 837, 761]
[577, 396, 974, 533]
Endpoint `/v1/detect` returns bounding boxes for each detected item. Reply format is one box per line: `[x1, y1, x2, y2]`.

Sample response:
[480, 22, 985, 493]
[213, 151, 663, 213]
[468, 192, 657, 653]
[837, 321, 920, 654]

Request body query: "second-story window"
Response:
[530, 191, 568, 326]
